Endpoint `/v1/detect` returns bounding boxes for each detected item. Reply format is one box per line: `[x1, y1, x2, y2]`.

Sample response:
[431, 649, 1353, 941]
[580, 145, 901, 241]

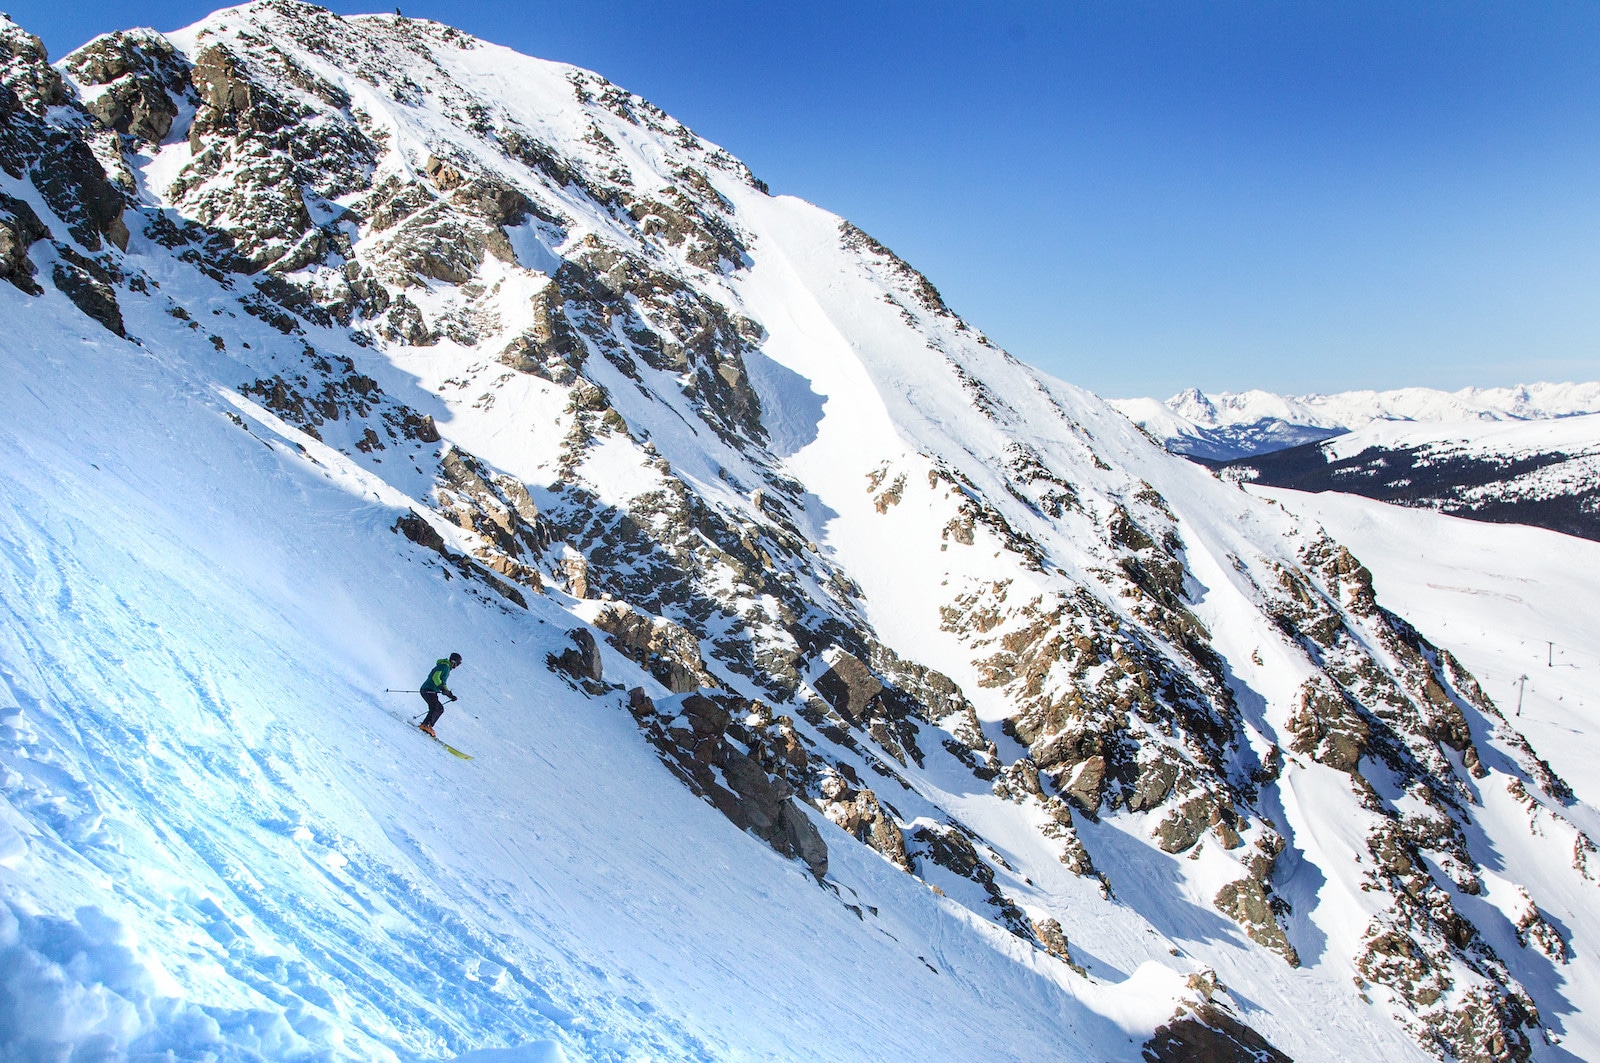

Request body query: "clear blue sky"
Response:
[13, 1, 1600, 399]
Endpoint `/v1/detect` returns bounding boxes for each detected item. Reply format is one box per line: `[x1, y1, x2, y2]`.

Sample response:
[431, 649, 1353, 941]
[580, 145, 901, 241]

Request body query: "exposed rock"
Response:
[548, 627, 603, 684]
[839, 220, 953, 319]
[591, 600, 715, 693]
[435, 447, 551, 586]
[1155, 793, 1217, 854]
[909, 823, 1030, 935]
[65, 30, 189, 143]
[0, 193, 47, 292]
[1031, 917, 1086, 976]
[51, 255, 124, 335]
[1510, 888, 1568, 964]
[393, 511, 448, 556]
[814, 649, 883, 723]
[27, 134, 128, 253]
[563, 551, 589, 599]
[1142, 1002, 1292, 1063]
[1062, 754, 1106, 815]
[1215, 878, 1299, 966]
[188, 43, 291, 144]
[629, 691, 828, 878]
[1286, 679, 1368, 774]
[819, 775, 910, 872]
[498, 284, 582, 383]
[0, 22, 65, 115]
[6, 10, 1571, 1058]
[1127, 751, 1182, 813]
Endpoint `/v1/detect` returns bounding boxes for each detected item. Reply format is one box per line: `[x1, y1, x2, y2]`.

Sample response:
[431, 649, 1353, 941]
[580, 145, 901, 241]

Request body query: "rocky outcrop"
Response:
[549, 628, 603, 688]
[0, 23, 129, 254]
[64, 30, 191, 143]
[812, 648, 924, 767]
[629, 691, 827, 878]
[1285, 679, 1368, 774]
[1215, 878, 1299, 967]
[591, 601, 716, 693]
[498, 283, 583, 384]
[51, 253, 124, 335]
[436, 448, 550, 590]
[818, 775, 909, 872]
[0, 193, 47, 292]
[1142, 1002, 1292, 1063]
[813, 649, 883, 722]
[908, 823, 1030, 935]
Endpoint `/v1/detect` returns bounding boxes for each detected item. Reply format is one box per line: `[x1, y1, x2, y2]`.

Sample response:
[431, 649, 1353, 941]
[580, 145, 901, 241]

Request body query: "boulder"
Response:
[819, 776, 910, 872]
[548, 628, 602, 684]
[814, 649, 882, 722]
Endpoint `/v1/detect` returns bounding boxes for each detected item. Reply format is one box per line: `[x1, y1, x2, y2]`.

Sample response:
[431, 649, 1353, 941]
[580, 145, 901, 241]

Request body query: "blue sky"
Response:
[14, 1, 1600, 398]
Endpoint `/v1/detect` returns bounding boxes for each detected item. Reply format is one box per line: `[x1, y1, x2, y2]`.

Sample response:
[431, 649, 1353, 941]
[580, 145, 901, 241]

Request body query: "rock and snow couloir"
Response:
[1, 4, 1597, 1060]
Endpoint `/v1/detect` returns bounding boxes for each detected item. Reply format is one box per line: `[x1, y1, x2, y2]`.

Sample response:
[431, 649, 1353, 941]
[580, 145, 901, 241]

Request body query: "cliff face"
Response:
[1, 4, 1594, 1060]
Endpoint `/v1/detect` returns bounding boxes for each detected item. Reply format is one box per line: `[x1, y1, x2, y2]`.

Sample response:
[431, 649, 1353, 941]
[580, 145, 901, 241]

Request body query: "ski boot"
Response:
[420, 723, 437, 737]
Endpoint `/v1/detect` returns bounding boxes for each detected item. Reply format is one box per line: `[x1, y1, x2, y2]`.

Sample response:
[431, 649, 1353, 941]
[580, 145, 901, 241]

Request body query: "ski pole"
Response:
[387, 689, 477, 720]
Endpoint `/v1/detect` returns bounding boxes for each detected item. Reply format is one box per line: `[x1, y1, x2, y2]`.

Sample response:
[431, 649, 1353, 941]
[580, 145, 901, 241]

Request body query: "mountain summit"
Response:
[2, 4, 1595, 1060]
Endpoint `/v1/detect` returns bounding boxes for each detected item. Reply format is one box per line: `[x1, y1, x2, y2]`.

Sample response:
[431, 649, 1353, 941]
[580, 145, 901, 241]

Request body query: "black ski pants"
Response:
[420, 690, 445, 728]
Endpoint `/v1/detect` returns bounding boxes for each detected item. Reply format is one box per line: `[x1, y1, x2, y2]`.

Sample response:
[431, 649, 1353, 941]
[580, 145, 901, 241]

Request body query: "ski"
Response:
[426, 733, 473, 760]
[380, 705, 474, 760]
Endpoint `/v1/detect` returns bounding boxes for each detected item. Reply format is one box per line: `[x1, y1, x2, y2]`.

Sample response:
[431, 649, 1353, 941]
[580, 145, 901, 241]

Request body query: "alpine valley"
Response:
[2, 5, 1597, 1061]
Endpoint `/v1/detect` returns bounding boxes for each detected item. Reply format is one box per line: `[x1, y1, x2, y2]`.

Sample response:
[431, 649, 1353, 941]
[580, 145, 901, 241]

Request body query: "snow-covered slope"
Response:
[2, 4, 1597, 1060]
[1217, 415, 1600, 542]
[1114, 384, 1600, 461]
[1256, 489, 1600, 813]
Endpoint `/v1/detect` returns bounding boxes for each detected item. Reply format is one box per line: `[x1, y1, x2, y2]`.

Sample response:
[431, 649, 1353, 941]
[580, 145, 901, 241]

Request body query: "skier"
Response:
[419, 652, 462, 737]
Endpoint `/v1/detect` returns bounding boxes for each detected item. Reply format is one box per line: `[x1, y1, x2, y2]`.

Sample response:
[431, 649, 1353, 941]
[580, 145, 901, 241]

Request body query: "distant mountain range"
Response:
[1112, 382, 1600, 462]
[1113, 384, 1600, 541]
[1220, 414, 1600, 541]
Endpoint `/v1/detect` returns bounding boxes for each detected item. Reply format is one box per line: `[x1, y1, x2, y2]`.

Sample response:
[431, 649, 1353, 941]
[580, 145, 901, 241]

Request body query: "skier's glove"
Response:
[447, 692, 458, 702]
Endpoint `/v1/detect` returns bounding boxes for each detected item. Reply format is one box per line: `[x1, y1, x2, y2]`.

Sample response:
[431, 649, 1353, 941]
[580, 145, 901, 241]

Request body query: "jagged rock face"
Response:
[5, 3, 1592, 1057]
[0, 21, 128, 262]
[629, 690, 828, 878]
[62, 30, 189, 143]
[591, 601, 715, 693]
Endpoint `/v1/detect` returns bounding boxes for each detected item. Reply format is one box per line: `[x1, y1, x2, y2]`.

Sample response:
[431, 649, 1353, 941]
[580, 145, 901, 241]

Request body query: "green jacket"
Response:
[421, 659, 453, 695]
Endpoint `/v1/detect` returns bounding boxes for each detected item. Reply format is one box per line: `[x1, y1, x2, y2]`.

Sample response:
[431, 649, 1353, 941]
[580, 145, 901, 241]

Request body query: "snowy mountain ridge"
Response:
[1113, 383, 1600, 461]
[2, 4, 1597, 1061]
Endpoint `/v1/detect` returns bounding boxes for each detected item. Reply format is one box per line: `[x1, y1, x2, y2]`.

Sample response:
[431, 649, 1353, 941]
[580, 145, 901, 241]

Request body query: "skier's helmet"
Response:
[449, 652, 463, 666]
